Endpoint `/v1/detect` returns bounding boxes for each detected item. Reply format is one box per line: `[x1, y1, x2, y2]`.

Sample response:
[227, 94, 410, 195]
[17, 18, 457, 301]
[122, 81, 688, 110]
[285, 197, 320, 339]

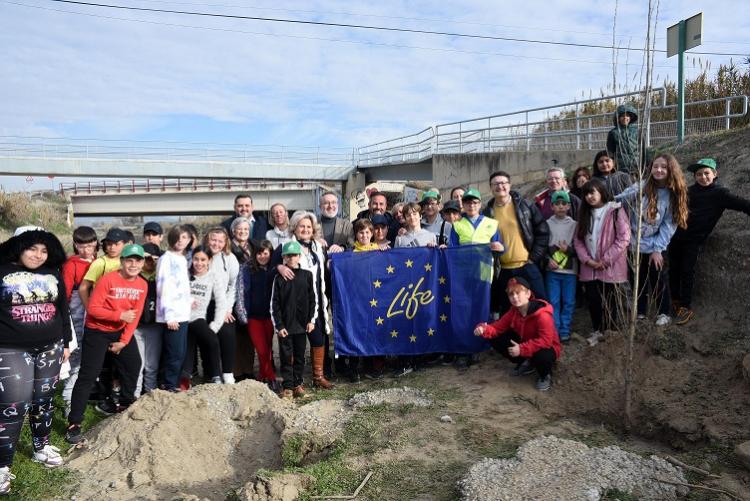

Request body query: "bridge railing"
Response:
[0, 138, 355, 166]
[355, 127, 435, 167]
[58, 178, 320, 196]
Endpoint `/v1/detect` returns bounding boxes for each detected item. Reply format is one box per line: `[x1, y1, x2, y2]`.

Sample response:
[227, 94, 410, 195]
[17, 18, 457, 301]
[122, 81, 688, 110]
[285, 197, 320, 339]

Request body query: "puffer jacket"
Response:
[606, 104, 639, 174]
[483, 191, 550, 264]
[478, 299, 561, 359]
[573, 202, 630, 283]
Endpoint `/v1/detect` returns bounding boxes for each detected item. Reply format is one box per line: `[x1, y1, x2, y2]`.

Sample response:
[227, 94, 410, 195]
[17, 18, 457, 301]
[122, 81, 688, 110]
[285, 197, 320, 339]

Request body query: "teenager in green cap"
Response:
[668, 158, 750, 325]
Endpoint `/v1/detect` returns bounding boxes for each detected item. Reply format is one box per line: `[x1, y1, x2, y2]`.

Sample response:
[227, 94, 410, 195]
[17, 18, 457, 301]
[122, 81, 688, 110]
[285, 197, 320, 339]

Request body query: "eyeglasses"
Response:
[490, 181, 510, 187]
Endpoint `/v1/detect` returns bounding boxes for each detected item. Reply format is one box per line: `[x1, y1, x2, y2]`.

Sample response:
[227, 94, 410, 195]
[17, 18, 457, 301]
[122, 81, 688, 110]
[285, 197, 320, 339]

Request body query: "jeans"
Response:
[160, 322, 188, 391]
[133, 323, 162, 396]
[545, 272, 576, 339]
[62, 290, 86, 403]
[494, 263, 547, 314]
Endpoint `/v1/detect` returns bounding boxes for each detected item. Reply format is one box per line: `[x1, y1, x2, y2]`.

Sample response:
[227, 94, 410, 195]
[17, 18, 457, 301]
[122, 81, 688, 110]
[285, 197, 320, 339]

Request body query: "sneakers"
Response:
[535, 374, 552, 391]
[655, 314, 671, 326]
[0, 467, 15, 495]
[440, 354, 456, 366]
[280, 389, 293, 400]
[637, 314, 647, 320]
[364, 370, 385, 381]
[210, 376, 222, 384]
[179, 377, 191, 392]
[95, 398, 125, 416]
[65, 424, 83, 444]
[222, 373, 236, 385]
[510, 360, 535, 377]
[586, 330, 604, 347]
[675, 307, 693, 325]
[391, 366, 414, 378]
[559, 334, 571, 344]
[32, 444, 63, 468]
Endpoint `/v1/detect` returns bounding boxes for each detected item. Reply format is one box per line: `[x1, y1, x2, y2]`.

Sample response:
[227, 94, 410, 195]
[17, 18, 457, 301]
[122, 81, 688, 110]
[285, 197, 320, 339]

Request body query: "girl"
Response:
[156, 225, 192, 392]
[183, 246, 226, 385]
[203, 227, 240, 384]
[570, 166, 592, 201]
[574, 178, 631, 345]
[0, 229, 71, 492]
[592, 150, 631, 197]
[616, 153, 688, 326]
[236, 241, 278, 392]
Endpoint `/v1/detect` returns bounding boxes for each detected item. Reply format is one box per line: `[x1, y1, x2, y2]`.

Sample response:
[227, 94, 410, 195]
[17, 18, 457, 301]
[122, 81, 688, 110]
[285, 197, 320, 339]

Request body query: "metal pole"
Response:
[725, 98, 731, 130]
[677, 20, 686, 144]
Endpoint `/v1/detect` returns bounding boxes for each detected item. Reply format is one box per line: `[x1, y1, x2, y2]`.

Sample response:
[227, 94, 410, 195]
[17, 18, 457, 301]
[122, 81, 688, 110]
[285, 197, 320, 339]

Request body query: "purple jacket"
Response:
[574, 202, 630, 283]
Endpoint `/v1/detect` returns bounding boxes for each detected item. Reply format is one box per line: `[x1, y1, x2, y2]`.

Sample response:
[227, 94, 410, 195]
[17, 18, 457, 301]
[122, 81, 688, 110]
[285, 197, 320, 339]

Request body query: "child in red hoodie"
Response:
[474, 277, 561, 391]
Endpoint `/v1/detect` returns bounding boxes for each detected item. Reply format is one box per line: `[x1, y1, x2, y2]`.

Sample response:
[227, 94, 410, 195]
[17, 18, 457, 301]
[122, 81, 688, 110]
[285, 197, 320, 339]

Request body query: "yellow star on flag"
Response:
[440, 314, 448, 322]
[390, 329, 398, 338]
[427, 328, 435, 336]
[386, 265, 395, 274]
[439, 276, 447, 284]
[443, 295, 451, 304]
[424, 263, 432, 271]
[370, 298, 378, 307]
[376, 317, 384, 325]
[405, 259, 414, 268]
[409, 335, 417, 343]
[373, 280, 382, 288]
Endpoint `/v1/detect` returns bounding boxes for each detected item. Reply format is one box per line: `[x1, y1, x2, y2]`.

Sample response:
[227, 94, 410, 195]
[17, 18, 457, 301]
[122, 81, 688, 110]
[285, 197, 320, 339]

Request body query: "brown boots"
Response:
[311, 346, 334, 389]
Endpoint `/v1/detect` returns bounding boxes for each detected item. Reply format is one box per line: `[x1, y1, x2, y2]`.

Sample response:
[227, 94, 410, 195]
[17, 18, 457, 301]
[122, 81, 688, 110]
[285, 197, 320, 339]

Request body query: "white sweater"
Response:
[156, 250, 191, 323]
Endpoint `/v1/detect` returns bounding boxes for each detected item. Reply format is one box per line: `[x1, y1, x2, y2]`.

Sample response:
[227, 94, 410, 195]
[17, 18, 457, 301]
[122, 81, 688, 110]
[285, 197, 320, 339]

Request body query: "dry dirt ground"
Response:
[63, 127, 750, 500]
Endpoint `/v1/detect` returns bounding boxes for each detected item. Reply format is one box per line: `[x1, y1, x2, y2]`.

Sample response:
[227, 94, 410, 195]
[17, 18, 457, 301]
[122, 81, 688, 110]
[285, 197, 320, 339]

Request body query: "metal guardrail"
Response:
[58, 178, 319, 196]
[0, 137, 355, 167]
[356, 127, 434, 167]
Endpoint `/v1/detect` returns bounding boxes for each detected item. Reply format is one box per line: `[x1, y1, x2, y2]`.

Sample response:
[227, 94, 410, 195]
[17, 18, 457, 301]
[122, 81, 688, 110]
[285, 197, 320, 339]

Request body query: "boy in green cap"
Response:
[668, 158, 750, 325]
[271, 241, 316, 399]
[545, 191, 578, 342]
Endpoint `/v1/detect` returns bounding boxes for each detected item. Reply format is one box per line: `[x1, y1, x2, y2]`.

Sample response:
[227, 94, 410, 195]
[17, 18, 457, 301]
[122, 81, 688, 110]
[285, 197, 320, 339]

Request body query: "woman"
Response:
[0, 229, 72, 492]
[265, 203, 292, 249]
[203, 227, 240, 384]
[570, 166, 592, 201]
[272, 211, 333, 389]
[230, 217, 253, 265]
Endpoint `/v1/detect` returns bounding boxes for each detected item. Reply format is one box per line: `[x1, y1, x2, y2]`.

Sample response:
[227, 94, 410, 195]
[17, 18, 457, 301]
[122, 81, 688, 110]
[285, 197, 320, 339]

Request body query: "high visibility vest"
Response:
[453, 216, 499, 245]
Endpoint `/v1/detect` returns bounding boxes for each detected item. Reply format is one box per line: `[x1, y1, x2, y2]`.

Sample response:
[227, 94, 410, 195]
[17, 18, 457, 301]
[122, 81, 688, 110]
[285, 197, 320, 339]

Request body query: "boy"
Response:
[133, 243, 162, 395]
[271, 241, 316, 399]
[606, 104, 639, 175]
[473, 277, 561, 391]
[395, 203, 436, 248]
[143, 222, 163, 247]
[371, 214, 391, 249]
[544, 191, 578, 343]
[65, 244, 148, 444]
[668, 158, 750, 325]
[78, 227, 128, 307]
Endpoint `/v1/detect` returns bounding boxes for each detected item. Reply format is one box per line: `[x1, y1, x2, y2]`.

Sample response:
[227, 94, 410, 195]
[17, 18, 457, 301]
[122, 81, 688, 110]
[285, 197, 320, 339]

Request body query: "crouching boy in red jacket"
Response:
[474, 277, 561, 391]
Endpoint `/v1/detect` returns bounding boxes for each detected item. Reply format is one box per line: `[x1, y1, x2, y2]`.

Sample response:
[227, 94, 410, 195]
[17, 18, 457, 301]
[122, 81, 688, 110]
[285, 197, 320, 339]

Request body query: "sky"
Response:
[1, 0, 749, 191]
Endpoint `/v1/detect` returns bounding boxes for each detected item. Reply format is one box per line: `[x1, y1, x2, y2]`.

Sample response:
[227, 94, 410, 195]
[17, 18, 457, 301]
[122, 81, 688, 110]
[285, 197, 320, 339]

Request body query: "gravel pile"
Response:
[348, 386, 432, 409]
[458, 436, 688, 501]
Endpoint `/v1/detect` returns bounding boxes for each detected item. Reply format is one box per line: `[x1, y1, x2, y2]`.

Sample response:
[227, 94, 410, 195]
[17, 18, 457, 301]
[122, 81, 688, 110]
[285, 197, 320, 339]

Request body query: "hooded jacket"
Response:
[573, 202, 630, 283]
[606, 104, 639, 175]
[482, 191, 550, 264]
[478, 299, 561, 359]
[672, 180, 750, 244]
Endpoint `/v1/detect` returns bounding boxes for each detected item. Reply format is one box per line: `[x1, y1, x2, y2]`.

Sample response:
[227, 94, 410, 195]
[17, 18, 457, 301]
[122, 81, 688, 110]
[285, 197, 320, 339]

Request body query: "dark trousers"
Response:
[0, 340, 63, 466]
[184, 319, 221, 380]
[69, 328, 141, 425]
[584, 280, 627, 332]
[493, 263, 547, 314]
[278, 333, 307, 390]
[216, 322, 236, 374]
[488, 330, 556, 378]
[668, 240, 701, 309]
[635, 252, 671, 316]
[160, 321, 188, 391]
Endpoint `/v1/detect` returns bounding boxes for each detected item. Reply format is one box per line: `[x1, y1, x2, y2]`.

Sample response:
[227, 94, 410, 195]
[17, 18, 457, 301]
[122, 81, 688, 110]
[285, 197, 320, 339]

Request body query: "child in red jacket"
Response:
[474, 277, 561, 391]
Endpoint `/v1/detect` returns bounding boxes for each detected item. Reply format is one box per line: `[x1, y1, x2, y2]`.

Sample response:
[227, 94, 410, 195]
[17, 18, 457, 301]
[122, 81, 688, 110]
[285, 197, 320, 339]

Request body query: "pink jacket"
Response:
[574, 202, 630, 283]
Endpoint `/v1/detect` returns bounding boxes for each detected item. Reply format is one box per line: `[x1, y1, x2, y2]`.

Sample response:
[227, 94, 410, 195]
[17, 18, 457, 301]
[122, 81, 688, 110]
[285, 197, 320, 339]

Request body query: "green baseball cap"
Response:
[461, 188, 482, 201]
[121, 244, 145, 259]
[687, 158, 717, 173]
[420, 190, 441, 204]
[551, 190, 570, 204]
[282, 240, 302, 255]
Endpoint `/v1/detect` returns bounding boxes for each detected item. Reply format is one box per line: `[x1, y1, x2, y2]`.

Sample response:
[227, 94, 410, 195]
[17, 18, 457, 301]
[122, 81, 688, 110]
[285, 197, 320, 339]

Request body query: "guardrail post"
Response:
[459, 122, 463, 154]
[575, 104, 581, 150]
[587, 117, 592, 149]
[525, 112, 530, 152]
[725, 98, 731, 130]
[544, 122, 549, 151]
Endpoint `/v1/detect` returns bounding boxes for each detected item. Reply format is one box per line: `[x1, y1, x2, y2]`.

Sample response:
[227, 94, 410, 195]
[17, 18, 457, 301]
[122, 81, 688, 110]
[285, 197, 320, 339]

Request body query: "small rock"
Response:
[735, 441, 750, 471]
[742, 354, 750, 383]
[109, 481, 118, 489]
[440, 415, 453, 423]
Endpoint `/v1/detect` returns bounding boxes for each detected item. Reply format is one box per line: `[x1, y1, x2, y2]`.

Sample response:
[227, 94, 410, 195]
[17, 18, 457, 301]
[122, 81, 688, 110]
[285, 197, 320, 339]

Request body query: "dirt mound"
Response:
[458, 436, 687, 500]
[66, 381, 350, 500]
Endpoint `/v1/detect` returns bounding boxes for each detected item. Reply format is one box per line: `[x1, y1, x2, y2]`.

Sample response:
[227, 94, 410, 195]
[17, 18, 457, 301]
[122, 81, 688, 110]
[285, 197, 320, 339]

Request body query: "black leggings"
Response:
[184, 319, 221, 379]
[488, 331, 556, 378]
[0, 340, 64, 467]
[584, 280, 628, 332]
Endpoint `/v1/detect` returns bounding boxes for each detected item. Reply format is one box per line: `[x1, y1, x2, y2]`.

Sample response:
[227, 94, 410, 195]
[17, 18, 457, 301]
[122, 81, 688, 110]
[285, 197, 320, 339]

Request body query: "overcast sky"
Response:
[1, 0, 748, 191]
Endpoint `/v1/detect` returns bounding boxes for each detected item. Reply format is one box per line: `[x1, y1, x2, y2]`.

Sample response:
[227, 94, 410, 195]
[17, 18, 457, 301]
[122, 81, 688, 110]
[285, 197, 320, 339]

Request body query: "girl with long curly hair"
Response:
[616, 153, 688, 326]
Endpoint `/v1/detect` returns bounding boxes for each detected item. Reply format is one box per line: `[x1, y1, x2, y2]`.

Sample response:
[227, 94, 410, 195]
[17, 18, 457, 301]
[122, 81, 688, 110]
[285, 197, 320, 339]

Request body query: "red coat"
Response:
[480, 299, 561, 359]
[61, 255, 92, 301]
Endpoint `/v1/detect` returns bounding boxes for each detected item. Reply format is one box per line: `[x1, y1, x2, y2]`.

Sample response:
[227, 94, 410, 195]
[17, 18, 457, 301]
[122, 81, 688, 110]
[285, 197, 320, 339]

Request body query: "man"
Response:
[420, 190, 451, 244]
[483, 171, 549, 315]
[319, 191, 353, 252]
[356, 191, 399, 242]
[220, 194, 269, 241]
[450, 186, 465, 211]
[142, 221, 163, 246]
[534, 167, 581, 220]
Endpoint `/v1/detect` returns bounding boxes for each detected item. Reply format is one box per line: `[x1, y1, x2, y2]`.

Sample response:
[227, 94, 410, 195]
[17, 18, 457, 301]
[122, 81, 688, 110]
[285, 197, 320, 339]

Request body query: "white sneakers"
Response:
[587, 330, 604, 347]
[222, 373, 235, 385]
[0, 467, 15, 495]
[655, 314, 671, 326]
[32, 444, 63, 468]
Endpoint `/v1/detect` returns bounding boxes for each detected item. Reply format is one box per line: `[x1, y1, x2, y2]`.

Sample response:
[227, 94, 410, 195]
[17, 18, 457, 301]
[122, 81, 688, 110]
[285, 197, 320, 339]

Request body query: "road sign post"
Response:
[667, 13, 703, 144]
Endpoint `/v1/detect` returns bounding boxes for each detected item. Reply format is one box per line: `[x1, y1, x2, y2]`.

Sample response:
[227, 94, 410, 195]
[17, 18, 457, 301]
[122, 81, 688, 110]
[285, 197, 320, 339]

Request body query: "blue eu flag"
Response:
[330, 245, 492, 356]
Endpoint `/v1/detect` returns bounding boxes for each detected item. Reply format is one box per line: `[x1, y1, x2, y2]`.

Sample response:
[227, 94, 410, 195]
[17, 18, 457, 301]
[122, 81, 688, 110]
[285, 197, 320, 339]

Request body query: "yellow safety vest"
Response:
[453, 216, 499, 245]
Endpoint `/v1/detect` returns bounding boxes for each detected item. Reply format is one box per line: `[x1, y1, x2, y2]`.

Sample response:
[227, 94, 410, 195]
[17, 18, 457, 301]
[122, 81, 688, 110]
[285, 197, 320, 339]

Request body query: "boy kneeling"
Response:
[474, 277, 561, 391]
[66, 244, 148, 444]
